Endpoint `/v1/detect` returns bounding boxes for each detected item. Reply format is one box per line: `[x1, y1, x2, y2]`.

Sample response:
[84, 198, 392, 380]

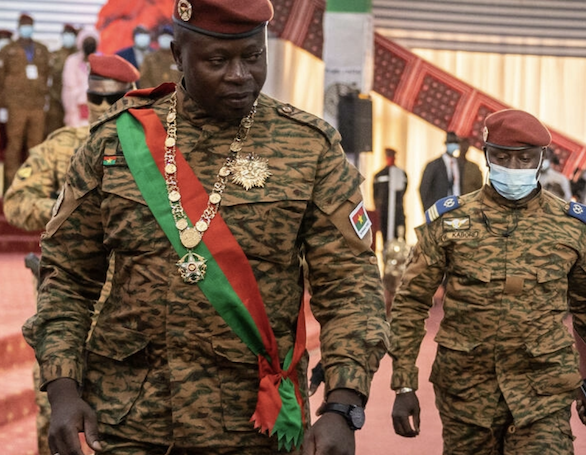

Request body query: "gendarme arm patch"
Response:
[425, 196, 460, 224]
[349, 201, 372, 239]
[568, 201, 586, 224]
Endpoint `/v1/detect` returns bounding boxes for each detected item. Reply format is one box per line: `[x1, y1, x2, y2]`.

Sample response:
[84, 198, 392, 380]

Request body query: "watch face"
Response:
[349, 406, 366, 429]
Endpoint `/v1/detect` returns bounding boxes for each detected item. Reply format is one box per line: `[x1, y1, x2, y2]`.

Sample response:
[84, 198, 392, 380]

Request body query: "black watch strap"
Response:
[320, 402, 365, 430]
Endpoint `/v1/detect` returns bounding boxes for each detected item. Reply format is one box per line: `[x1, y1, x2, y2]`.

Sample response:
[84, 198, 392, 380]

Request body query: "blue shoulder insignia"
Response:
[425, 196, 460, 224]
[568, 201, 586, 224]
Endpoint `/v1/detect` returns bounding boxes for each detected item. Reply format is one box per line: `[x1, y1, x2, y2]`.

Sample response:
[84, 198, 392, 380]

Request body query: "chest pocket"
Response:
[101, 163, 166, 252]
[220, 185, 311, 265]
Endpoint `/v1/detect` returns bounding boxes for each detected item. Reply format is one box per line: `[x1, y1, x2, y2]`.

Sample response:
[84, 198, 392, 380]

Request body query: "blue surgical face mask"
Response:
[134, 33, 151, 49]
[19, 25, 34, 39]
[62, 32, 76, 49]
[488, 162, 540, 200]
[446, 142, 459, 156]
[158, 34, 173, 50]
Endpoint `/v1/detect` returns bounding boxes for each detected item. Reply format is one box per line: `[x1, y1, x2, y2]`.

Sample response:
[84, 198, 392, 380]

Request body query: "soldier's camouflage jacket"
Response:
[3, 125, 88, 231]
[390, 185, 586, 428]
[23, 84, 389, 449]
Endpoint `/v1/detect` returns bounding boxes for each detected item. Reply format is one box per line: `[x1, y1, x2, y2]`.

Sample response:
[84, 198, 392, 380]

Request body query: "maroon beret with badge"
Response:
[0, 29, 13, 39]
[89, 54, 140, 83]
[173, 0, 274, 38]
[483, 109, 551, 150]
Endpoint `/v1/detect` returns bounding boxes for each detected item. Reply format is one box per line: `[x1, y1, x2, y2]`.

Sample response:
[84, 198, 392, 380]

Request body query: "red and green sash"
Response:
[116, 108, 306, 449]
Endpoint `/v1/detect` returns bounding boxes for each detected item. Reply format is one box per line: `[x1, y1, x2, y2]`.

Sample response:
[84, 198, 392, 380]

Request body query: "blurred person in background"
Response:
[539, 147, 572, 201]
[0, 13, 50, 193]
[4, 53, 139, 455]
[139, 23, 182, 88]
[62, 26, 99, 128]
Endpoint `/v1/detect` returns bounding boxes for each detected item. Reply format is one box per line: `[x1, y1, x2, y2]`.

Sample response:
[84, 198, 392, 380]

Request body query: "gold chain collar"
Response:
[164, 90, 270, 283]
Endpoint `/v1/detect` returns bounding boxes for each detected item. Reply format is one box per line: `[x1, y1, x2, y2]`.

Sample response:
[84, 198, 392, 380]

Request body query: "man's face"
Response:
[172, 28, 268, 122]
[486, 146, 543, 169]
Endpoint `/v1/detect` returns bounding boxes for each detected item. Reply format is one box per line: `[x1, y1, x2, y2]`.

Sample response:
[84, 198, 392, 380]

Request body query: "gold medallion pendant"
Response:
[231, 153, 271, 190]
[177, 251, 207, 284]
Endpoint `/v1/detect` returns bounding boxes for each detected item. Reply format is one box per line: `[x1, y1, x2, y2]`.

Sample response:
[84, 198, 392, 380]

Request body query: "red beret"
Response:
[173, 0, 274, 38]
[0, 29, 12, 39]
[18, 13, 34, 25]
[63, 24, 78, 35]
[89, 54, 140, 84]
[483, 109, 551, 150]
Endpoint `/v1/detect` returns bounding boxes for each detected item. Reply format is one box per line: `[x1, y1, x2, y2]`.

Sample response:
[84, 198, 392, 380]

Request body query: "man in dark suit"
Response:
[419, 131, 463, 212]
[115, 24, 154, 86]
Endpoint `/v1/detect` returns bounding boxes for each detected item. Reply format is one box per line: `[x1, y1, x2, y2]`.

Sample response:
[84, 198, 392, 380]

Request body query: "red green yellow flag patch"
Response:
[350, 201, 371, 239]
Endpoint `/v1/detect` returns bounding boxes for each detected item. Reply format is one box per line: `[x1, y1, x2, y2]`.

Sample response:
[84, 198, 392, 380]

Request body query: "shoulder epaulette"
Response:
[425, 196, 460, 224]
[567, 201, 586, 224]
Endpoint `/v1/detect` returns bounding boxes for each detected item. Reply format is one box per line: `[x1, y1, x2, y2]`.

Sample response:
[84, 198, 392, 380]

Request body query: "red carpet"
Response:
[2, 252, 586, 454]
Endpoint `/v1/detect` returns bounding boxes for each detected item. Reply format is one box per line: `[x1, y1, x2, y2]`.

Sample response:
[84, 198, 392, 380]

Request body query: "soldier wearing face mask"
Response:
[419, 131, 464, 212]
[390, 108, 586, 453]
[139, 24, 182, 88]
[0, 13, 50, 193]
[45, 24, 79, 136]
[4, 54, 139, 232]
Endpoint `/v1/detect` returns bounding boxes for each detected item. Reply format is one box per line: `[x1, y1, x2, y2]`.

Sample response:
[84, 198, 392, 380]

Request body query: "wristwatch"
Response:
[320, 402, 365, 430]
[395, 387, 414, 394]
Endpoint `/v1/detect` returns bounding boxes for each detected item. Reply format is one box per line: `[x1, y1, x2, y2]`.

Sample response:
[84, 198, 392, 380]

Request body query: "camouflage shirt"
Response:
[23, 84, 389, 449]
[390, 185, 586, 428]
[3, 125, 89, 231]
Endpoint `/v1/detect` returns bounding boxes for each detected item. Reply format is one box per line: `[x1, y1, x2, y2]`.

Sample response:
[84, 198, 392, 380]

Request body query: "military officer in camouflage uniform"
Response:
[390, 109, 586, 454]
[140, 24, 182, 88]
[23, 1, 389, 455]
[0, 13, 50, 192]
[5, 54, 139, 455]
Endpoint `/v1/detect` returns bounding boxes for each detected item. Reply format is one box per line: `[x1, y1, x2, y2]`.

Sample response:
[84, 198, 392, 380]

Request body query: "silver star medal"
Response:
[177, 250, 207, 284]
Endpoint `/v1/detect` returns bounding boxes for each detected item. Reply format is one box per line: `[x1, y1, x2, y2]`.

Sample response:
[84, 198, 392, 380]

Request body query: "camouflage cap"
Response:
[173, 0, 274, 39]
[483, 109, 551, 151]
[88, 54, 140, 94]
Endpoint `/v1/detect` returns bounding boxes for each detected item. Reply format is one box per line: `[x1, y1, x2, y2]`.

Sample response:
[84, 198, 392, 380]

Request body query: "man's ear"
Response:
[171, 40, 183, 72]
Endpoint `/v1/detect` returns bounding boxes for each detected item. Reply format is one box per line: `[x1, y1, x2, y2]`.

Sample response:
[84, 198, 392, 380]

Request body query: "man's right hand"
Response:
[46, 378, 103, 454]
[391, 391, 421, 438]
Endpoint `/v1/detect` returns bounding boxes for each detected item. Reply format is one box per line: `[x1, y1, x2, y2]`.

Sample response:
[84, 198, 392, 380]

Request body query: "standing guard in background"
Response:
[0, 13, 50, 193]
[140, 24, 182, 88]
[373, 147, 407, 244]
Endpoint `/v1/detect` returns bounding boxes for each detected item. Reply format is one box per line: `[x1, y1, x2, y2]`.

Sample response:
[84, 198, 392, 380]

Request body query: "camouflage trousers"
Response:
[436, 387, 575, 454]
[98, 434, 299, 455]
